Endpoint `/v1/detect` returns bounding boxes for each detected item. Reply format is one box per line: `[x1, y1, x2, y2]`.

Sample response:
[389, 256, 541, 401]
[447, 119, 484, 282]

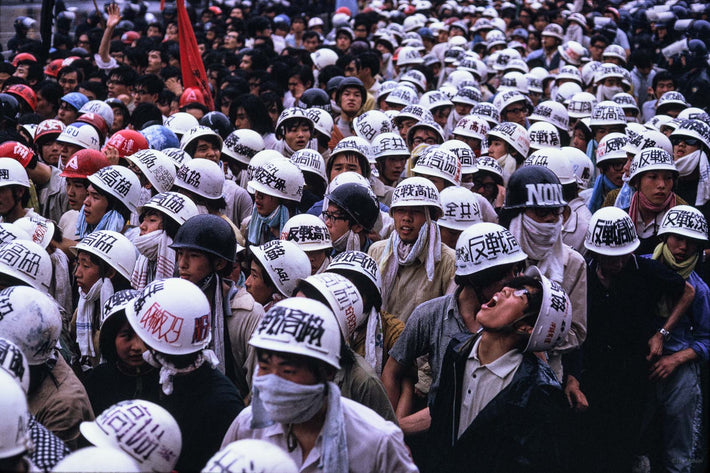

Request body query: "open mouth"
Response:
[482, 294, 498, 309]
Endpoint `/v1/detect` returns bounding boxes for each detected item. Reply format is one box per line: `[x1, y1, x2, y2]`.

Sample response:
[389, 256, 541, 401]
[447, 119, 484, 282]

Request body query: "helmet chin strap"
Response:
[198, 272, 215, 292]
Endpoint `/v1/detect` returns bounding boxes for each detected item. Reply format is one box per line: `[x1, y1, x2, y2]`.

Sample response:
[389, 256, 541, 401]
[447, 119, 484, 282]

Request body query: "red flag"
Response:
[176, 0, 214, 111]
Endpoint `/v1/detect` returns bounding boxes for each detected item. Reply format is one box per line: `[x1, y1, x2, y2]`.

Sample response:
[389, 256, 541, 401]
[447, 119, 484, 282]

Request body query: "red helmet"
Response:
[34, 119, 66, 146]
[11, 52, 37, 67]
[6, 84, 36, 112]
[102, 129, 149, 158]
[179, 87, 206, 108]
[44, 59, 64, 78]
[60, 149, 110, 179]
[208, 5, 222, 15]
[0, 141, 36, 168]
[76, 112, 109, 143]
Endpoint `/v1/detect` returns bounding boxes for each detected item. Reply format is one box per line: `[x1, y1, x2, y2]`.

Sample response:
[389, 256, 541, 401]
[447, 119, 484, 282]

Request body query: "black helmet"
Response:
[297, 88, 332, 113]
[0, 94, 20, 126]
[326, 182, 380, 231]
[326, 76, 345, 95]
[685, 39, 709, 68]
[200, 111, 234, 140]
[170, 214, 237, 262]
[504, 165, 567, 209]
[336, 77, 367, 104]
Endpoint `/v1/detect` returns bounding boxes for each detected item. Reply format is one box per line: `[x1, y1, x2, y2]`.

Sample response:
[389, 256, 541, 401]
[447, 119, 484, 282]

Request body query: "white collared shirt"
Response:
[458, 337, 524, 438]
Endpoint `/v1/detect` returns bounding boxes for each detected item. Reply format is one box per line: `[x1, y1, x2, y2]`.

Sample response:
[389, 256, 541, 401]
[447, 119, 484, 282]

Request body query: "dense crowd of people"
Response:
[0, 0, 708, 471]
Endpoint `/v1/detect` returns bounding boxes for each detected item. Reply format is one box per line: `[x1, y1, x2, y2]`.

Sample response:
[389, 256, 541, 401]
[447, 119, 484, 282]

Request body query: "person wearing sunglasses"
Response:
[669, 119, 710, 223]
[501, 165, 587, 384]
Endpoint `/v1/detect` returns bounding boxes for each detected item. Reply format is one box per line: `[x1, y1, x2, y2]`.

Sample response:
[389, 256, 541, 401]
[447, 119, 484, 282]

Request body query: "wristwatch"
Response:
[658, 328, 671, 340]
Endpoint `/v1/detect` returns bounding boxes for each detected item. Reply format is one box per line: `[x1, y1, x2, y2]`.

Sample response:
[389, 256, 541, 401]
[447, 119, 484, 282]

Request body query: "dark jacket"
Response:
[427, 333, 571, 473]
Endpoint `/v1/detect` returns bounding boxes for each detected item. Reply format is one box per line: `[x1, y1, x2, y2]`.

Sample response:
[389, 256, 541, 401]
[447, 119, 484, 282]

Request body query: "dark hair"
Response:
[248, 251, 276, 290]
[160, 65, 181, 82]
[58, 65, 84, 84]
[590, 34, 610, 48]
[357, 50, 380, 77]
[288, 65, 314, 89]
[652, 70, 676, 90]
[78, 81, 108, 101]
[83, 250, 132, 289]
[140, 208, 181, 239]
[229, 93, 274, 134]
[503, 275, 543, 327]
[131, 103, 163, 129]
[91, 183, 132, 222]
[109, 65, 139, 86]
[255, 347, 336, 381]
[317, 64, 345, 89]
[136, 74, 165, 95]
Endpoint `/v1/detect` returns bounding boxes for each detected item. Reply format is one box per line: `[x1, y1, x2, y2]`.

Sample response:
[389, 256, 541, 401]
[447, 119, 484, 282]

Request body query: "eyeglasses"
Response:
[670, 136, 701, 147]
[321, 210, 349, 222]
[531, 207, 563, 218]
[513, 288, 531, 301]
[505, 106, 528, 115]
[412, 136, 438, 146]
[473, 180, 497, 192]
[607, 161, 626, 171]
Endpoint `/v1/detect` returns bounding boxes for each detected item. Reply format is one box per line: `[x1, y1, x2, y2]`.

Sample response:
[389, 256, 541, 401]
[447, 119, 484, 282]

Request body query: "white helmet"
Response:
[596, 132, 628, 165]
[330, 136, 371, 164]
[141, 192, 199, 227]
[528, 122, 562, 150]
[474, 156, 504, 182]
[602, 44, 627, 63]
[72, 230, 137, 281]
[174, 159, 225, 201]
[555, 82, 583, 104]
[13, 215, 54, 249]
[179, 126, 223, 154]
[353, 110, 394, 143]
[248, 157, 304, 203]
[670, 119, 710, 149]
[523, 266, 572, 352]
[0, 370, 31, 459]
[455, 222, 527, 276]
[524, 148, 577, 185]
[87, 165, 142, 213]
[438, 186, 482, 231]
[164, 112, 200, 138]
[628, 147, 677, 182]
[452, 87, 482, 106]
[594, 63, 625, 84]
[0, 158, 29, 188]
[557, 41, 587, 66]
[498, 72, 529, 94]
[612, 92, 639, 115]
[306, 108, 334, 139]
[275, 107, 314, 139]
[290, 149, 327, 186]
[80, 400, 182, 473]
[202, 440, 298, 473]
[385, 86, 419, 107]
[301, 272, 364, 338]
[0, 223, 31, 244]
[0, 240, 52, 293]
[580, 61, 602, 87]
[505, 58, 529, 75]
[658, 205, 708, 242]
[567, 92, 597, 119]
[493, 90, 528, 114]
[249, 297, 341, 369]
[372, 133, 410, 161]
[126, 278, 212, 355]
[440, 140, 475, 174]
[590, 100, 627, 127]
[412, 147, 462, 186]
[453, 115, 490, 141]
[247, 150, 282, 182]
[390, 176, 443, 217]
[326, 251, 382, 296]
[280, 213, 332, 251]
[0, 338, 29, 393]
[397, 46, 424, 66]
[400, 70, 428, 92]
[487, 122, 530, 157]
[623, 128, 672, 155]
[251, 240, 311, 298]
[472, 103, 500, 127]
[419, 91, 453, 111]
[584, 207, 640, 256]
[310, 48, 339, 70]
[564, 146, 594, 189]
[0, 286, 62, 364]
[57, 122, 101, 150]
[126, 149, 176, 194]
[529, 101, 569, 131]
[162, 147, 192, 169]
[79, 100, 115, 128]
[221, 129, 265, 165]
[392, 105, 433, 126]
[53, 447, 141, 473]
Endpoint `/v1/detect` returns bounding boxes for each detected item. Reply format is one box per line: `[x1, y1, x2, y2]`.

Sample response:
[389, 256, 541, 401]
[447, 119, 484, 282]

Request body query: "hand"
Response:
[564, 375, 589, 412]
[106, 3, 121, 29]
[649, 354, 680, 381]
[646, 333, 664, 361]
